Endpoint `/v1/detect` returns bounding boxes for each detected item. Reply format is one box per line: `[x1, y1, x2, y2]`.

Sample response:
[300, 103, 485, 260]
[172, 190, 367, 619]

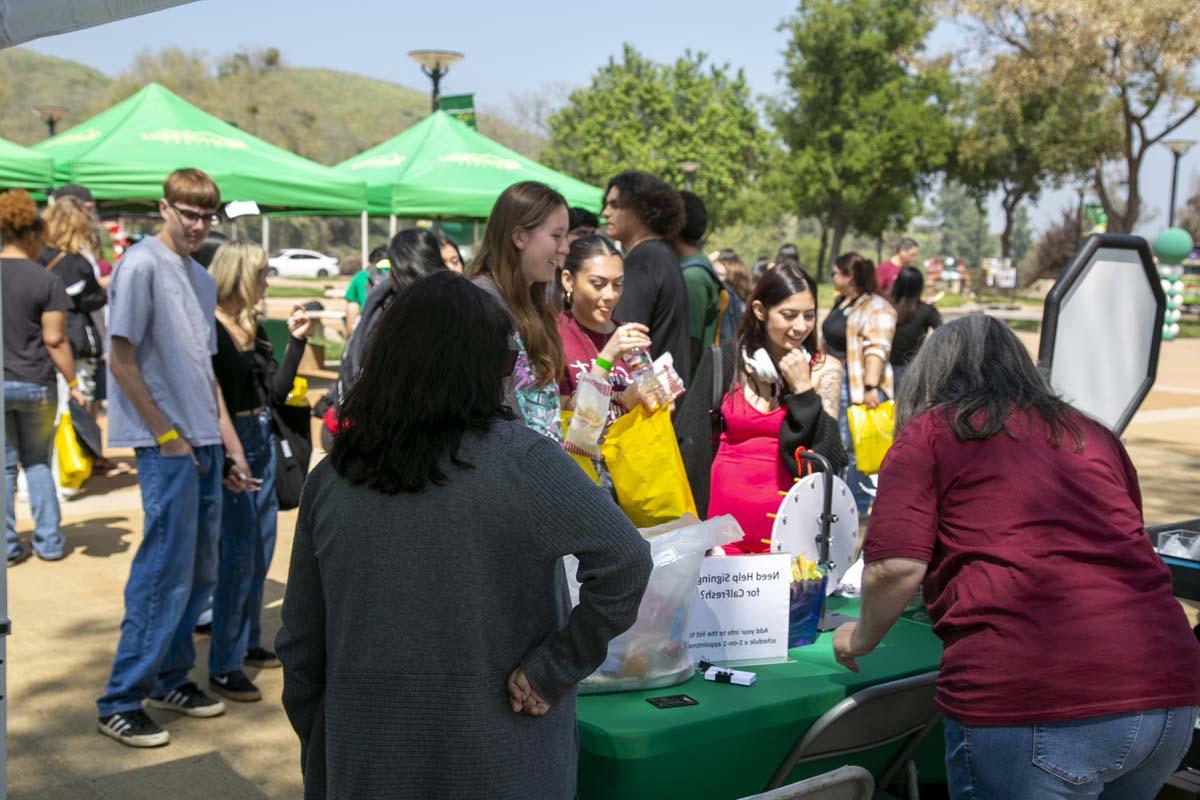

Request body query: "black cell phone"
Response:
[646, 694, 698, 709]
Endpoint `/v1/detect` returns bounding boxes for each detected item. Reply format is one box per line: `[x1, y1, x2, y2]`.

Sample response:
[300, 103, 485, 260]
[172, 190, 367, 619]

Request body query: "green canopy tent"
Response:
[0, 136, 53, 190]
[34, 83, 366, 215]
[335, 110, 603, 220]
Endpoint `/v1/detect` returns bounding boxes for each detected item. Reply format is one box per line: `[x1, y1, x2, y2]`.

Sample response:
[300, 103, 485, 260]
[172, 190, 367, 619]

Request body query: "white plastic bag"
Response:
[565, 514, 742, 694]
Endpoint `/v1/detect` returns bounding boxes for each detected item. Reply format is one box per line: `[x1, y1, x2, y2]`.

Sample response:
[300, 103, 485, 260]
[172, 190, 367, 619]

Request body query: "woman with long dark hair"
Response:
[678, 261, 846, 552]
[834, 315, 1200, 799]
[887, 266, 941, 391]
[277, 272, 650, 800]
[468, 181, 569, 440]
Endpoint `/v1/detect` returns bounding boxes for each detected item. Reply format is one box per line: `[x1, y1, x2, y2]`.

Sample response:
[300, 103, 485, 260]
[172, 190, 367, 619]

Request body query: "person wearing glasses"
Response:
[97, 169, 256, 748]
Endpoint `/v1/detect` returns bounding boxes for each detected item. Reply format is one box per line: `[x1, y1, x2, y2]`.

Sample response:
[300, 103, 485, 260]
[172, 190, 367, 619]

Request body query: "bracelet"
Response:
[156, 428, 180, 446]
[68, 378, 79, 389]
[864, 384, 879, 392]
[594, 355, 614, 372]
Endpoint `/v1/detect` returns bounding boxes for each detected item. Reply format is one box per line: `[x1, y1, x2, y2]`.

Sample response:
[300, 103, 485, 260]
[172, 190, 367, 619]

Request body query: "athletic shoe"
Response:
[208, 670, 262, 702]
[7, 549, 30, 567]
[245, 646, 281, 669]
[145, 682, 226, 718]
[97, 710, 170, 748]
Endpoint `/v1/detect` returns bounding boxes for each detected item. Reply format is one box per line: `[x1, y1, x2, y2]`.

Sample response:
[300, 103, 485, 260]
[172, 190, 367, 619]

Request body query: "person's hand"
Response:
[833, 622, 872, 673]
[507, 666, 551, 717]
[69, 388, 87, 408]
[160, 436, 194, 458]
[778, 348, 813, 394]
[223, 451, 262, 493]
[863, 387, 881, 410]
[287, 306, 311, 340]
[599, 323, 651, 364]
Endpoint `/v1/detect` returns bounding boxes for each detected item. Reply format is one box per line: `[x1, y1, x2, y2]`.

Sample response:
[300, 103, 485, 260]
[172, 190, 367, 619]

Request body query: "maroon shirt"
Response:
[865, 407, 1200, 726]
[556, 313, 632, 423]
[876, 258, 901, 295]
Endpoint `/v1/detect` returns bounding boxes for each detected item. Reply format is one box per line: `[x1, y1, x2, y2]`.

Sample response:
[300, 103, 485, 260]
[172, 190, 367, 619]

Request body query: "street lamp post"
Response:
[1163, 138, 1196, 228]
[678, 161, 701, 192]
[33, 105, 69, 138]
[408, 50, 464, 112]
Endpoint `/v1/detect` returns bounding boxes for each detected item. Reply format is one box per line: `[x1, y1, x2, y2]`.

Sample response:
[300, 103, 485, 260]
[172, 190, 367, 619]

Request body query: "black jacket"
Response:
[676, 341, 848, 516]
[41, 248, 106, 358]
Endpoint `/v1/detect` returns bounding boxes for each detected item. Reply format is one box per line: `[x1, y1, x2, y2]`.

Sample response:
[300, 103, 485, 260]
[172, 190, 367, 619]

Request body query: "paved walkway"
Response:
[7, 340, 1200, 799]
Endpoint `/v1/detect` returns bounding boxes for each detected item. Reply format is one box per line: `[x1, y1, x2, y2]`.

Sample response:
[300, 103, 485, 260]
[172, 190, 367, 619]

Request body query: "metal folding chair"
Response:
[764, 671, 941, 799]
[740, 765, 874, 800]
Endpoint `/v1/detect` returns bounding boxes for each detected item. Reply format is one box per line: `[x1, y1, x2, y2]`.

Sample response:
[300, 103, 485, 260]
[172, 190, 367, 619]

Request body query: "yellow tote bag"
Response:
[846, 400, 896, 475]
[559, 411, 602, 485]
[600, 405, 697, 527]
[55, 412, 93, 490]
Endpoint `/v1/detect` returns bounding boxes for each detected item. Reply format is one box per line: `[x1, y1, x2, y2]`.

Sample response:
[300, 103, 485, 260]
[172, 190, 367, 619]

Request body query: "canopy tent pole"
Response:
[360, 211, 369, 268]
[230, 221, 238, 241]
[389, 214, 397, 238]
[473, 220, 480, 246]
[261, 215, 270, 252]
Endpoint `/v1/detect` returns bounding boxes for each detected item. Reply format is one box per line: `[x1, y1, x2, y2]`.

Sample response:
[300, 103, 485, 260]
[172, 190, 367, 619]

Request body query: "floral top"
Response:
[512, 330, 563, 443]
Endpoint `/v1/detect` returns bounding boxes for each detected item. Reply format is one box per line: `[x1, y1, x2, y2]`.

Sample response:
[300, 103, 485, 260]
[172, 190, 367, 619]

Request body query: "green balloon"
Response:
[1154, 228, 1195, 265]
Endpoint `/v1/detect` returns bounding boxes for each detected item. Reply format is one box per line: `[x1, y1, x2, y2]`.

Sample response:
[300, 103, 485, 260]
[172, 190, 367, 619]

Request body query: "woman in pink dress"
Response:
[688, 262, 846, 554]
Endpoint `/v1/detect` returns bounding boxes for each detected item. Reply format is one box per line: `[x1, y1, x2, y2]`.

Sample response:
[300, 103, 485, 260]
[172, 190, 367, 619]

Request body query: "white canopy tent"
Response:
[0, 0, 199, 48]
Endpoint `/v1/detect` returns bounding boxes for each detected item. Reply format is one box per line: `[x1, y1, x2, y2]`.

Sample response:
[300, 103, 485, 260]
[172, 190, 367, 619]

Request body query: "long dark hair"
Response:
[734, 260, 821, 389]
[896, 315, 1083, 448]
[468, 181, 566, 386]
[890, 266, 924, 325]
[835, 251, 877, 295]
[387, 228, 447, 296]
[331, 272, 516, 494]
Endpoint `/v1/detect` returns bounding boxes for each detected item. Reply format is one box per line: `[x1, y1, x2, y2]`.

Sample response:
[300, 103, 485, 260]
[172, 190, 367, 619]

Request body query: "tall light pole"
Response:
[678, 161, 701, 192]
[1163, 139, 1196, 228]
[33, 105, 69, 138]
[408, 50, 464, 112]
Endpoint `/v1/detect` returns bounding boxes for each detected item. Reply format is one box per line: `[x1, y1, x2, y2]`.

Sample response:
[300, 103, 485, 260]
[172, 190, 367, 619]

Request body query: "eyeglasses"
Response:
[166, 202, 220, 227]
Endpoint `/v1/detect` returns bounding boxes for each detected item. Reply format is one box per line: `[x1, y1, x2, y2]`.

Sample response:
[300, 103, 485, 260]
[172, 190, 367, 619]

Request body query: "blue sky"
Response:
[24, 0, 1200, 237]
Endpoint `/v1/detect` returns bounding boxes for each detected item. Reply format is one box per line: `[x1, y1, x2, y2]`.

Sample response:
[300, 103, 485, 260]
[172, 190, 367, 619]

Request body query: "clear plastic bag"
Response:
[565, 514, 742, 694]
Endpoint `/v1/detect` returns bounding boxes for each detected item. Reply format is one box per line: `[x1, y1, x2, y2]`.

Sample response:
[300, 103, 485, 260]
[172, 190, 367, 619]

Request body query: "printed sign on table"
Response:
[686, 553, 791, 665]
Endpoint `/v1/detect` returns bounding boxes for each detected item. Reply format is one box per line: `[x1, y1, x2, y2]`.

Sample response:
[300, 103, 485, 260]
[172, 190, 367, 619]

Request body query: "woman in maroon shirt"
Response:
[834, 315, 1200, 799]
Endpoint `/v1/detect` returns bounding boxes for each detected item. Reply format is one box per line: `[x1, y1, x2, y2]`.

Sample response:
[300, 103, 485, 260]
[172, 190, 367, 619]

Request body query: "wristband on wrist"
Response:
[594, 355, 614, 372]
[68, 378, 79, 389]
[864, 384, 878, 392]
[156, 428, 180, 446]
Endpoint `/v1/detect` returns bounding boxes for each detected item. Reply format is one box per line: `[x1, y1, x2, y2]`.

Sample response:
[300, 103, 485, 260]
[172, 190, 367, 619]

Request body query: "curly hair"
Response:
[606, 170, 685, 238]
[0, 189, 46, 257]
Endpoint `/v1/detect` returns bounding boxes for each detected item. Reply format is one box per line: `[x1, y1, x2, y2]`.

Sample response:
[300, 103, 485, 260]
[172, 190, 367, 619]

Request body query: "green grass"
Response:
[267, 286, 327, 299]
[311, 338, 344, 362]
[1179, 320, 1200, 339]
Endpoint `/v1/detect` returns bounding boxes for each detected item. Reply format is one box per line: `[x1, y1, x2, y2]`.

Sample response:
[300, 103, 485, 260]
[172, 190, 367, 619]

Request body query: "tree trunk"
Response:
[816, 221, 829, 283]
[829, 220, 849, 279]
[1000, 189, 1025, 261]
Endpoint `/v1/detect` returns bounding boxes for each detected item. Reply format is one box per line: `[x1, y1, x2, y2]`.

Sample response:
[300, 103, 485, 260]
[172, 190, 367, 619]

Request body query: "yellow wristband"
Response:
[68, 378, 79, 389]
[156, 428, 180, 446]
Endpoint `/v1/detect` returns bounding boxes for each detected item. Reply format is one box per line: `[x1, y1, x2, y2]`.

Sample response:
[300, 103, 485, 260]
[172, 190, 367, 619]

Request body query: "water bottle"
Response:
[626, 349, 668, 412]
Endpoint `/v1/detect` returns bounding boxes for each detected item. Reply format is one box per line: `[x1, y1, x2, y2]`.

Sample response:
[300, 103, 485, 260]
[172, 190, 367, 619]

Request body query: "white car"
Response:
[267, 249, 339, 279]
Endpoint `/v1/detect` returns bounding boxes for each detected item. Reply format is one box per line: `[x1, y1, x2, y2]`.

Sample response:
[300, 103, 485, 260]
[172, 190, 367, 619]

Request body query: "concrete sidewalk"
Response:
[6, 340, 1200, 799]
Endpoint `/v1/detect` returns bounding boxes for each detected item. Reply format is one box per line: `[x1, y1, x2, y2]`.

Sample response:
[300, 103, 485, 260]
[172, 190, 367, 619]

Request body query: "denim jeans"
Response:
[97, 444, 223, 716]
[945, 707, 1199, 799]
[5, 381, 62, 560]
[838, 374, 874, 518]
[210, 412, 279, 674]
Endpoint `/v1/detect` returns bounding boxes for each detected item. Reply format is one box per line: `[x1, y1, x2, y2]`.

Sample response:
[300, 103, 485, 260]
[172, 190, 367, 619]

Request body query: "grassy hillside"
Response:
[0, 47, 545, 162]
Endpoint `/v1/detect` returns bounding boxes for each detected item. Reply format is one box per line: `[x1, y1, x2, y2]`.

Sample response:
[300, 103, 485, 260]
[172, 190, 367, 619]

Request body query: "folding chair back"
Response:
[741, 765, 874, 800]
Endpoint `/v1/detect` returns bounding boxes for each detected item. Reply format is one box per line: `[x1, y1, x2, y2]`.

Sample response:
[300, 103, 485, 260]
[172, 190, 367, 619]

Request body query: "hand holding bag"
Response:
[601, 405, 697, 527]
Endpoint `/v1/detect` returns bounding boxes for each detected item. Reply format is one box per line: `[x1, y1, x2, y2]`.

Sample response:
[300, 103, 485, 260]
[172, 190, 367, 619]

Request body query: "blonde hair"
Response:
[44, 196, 94, 255]
[210, 242, 267, 339]
[467, 181, 566, 385]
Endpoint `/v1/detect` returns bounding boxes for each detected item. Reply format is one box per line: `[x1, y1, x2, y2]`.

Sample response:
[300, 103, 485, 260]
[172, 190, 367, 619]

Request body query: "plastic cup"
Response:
[787, 572, 828, 648]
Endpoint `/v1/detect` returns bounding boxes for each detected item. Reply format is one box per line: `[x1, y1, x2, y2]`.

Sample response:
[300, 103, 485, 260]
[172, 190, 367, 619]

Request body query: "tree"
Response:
[1009, 202, 1033, 265]
[544, 45, 768, 224]
[953, 56, 1118, 259]
[773, 0, 956, 280]
[954, 0, 1200, 233]
[1178, 184, 1200, 241]
[927, 180, 997, 268]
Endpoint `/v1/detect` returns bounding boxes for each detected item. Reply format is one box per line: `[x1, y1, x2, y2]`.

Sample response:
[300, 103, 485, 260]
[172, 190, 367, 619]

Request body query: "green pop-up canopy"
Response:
[336, 111, 603, 219]
[0, 136, 54, 190]
[34, 83, 366, 214]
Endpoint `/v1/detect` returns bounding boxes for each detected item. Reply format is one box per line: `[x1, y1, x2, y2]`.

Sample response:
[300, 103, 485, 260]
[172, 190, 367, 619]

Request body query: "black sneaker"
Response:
[145, 682, 226, 718]
[208, 670, 262, 702]
[245, 646, 281, 669]
[97, 710, 170, 748]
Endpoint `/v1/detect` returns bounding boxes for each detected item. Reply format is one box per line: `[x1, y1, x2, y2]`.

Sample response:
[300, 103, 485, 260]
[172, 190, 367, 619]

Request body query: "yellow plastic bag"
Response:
[55, 411, 93, 490]
[560, 411, 602, 486]
[846, 400, 896, 475]
[601, 405, 697, 527]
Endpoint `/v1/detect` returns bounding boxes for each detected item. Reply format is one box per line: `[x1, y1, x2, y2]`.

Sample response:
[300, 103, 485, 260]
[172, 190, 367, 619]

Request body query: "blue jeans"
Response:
[838, 374, 874, 518]
[97, 444, 223, 716]
[945, 707, 1199, 799]
[210, 412, 278, 674]
[5, 381, 62, 560]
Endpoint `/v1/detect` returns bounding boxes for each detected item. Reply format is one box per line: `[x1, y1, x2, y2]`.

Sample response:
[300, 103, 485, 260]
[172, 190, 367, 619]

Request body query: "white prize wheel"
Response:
[770, 472, 859, 595]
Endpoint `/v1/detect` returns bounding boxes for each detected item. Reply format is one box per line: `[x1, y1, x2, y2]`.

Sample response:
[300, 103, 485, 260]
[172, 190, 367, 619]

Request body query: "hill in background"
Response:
[0, 46, 545, 162]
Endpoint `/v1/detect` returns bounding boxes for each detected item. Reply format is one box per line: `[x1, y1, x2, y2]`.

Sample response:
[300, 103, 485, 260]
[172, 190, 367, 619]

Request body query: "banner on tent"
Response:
[441, 94, 477, 129]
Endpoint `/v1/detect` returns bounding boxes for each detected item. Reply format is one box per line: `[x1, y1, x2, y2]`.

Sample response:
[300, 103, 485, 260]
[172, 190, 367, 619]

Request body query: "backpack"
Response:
[681, 256, 727, 346]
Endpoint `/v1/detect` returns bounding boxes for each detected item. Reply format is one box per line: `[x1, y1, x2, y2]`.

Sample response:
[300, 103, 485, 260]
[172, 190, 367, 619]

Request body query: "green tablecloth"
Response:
[576, 598, 945, 799]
